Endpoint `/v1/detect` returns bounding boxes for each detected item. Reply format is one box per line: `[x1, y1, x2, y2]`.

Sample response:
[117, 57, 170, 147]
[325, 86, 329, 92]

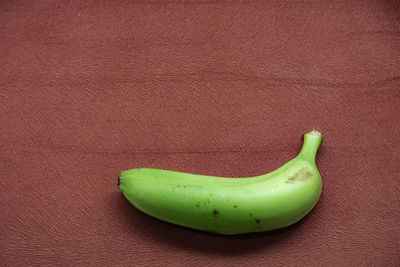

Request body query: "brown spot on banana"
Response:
[286, 168, 313, 183]
[212, 210, 219, 217]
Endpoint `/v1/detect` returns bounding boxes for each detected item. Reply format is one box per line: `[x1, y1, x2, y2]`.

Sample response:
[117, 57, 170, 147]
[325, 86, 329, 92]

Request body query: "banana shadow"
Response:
[113, 191, 324, 255]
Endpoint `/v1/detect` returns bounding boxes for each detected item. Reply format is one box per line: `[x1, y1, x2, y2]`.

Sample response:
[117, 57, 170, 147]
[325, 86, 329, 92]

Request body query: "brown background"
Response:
[1, 0, 399, 266]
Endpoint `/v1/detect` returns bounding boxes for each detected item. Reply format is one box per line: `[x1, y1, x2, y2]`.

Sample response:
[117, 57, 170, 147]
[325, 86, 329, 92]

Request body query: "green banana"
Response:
[118, 130, 323, 235]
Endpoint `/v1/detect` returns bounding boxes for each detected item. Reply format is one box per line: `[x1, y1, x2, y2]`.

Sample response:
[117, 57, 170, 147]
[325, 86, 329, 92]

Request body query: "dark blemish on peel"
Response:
[249, 213, 253, 217]
[212, 210, 219, 217]
[177, 185, 180, 187]
[183, 185, 186, 188]
[286, 168, 313, 184]
[233, 205, 237, 208]
[195, 203, 200, 208]
[255, 218, 261, 224]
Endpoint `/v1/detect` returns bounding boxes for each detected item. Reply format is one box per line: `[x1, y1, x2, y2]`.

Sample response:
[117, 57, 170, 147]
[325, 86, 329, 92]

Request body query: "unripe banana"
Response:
[119, 130, 323, 235]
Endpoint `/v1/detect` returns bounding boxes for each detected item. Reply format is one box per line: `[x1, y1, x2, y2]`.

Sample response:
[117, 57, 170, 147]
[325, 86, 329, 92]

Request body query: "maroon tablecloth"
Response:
[1, 1, 399, 265]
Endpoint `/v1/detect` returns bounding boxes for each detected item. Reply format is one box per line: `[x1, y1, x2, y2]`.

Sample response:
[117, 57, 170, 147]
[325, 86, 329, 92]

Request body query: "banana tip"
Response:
[308, 130, 322, 136]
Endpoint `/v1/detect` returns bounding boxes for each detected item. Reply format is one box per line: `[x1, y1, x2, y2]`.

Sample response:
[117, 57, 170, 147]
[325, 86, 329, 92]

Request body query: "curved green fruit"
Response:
[119, 130, 323, 235]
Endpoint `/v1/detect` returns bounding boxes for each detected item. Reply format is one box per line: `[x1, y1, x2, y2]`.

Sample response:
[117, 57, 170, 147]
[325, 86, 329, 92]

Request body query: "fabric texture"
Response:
[1, 1, 399, 265]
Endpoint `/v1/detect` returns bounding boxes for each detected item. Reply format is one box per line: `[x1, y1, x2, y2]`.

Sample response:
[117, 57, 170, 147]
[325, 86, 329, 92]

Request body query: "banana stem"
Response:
[298, 130, 323, 162]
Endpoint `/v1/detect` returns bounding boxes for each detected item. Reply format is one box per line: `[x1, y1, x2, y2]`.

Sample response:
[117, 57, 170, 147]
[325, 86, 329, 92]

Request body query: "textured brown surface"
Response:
[1, 0, 400, 266]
